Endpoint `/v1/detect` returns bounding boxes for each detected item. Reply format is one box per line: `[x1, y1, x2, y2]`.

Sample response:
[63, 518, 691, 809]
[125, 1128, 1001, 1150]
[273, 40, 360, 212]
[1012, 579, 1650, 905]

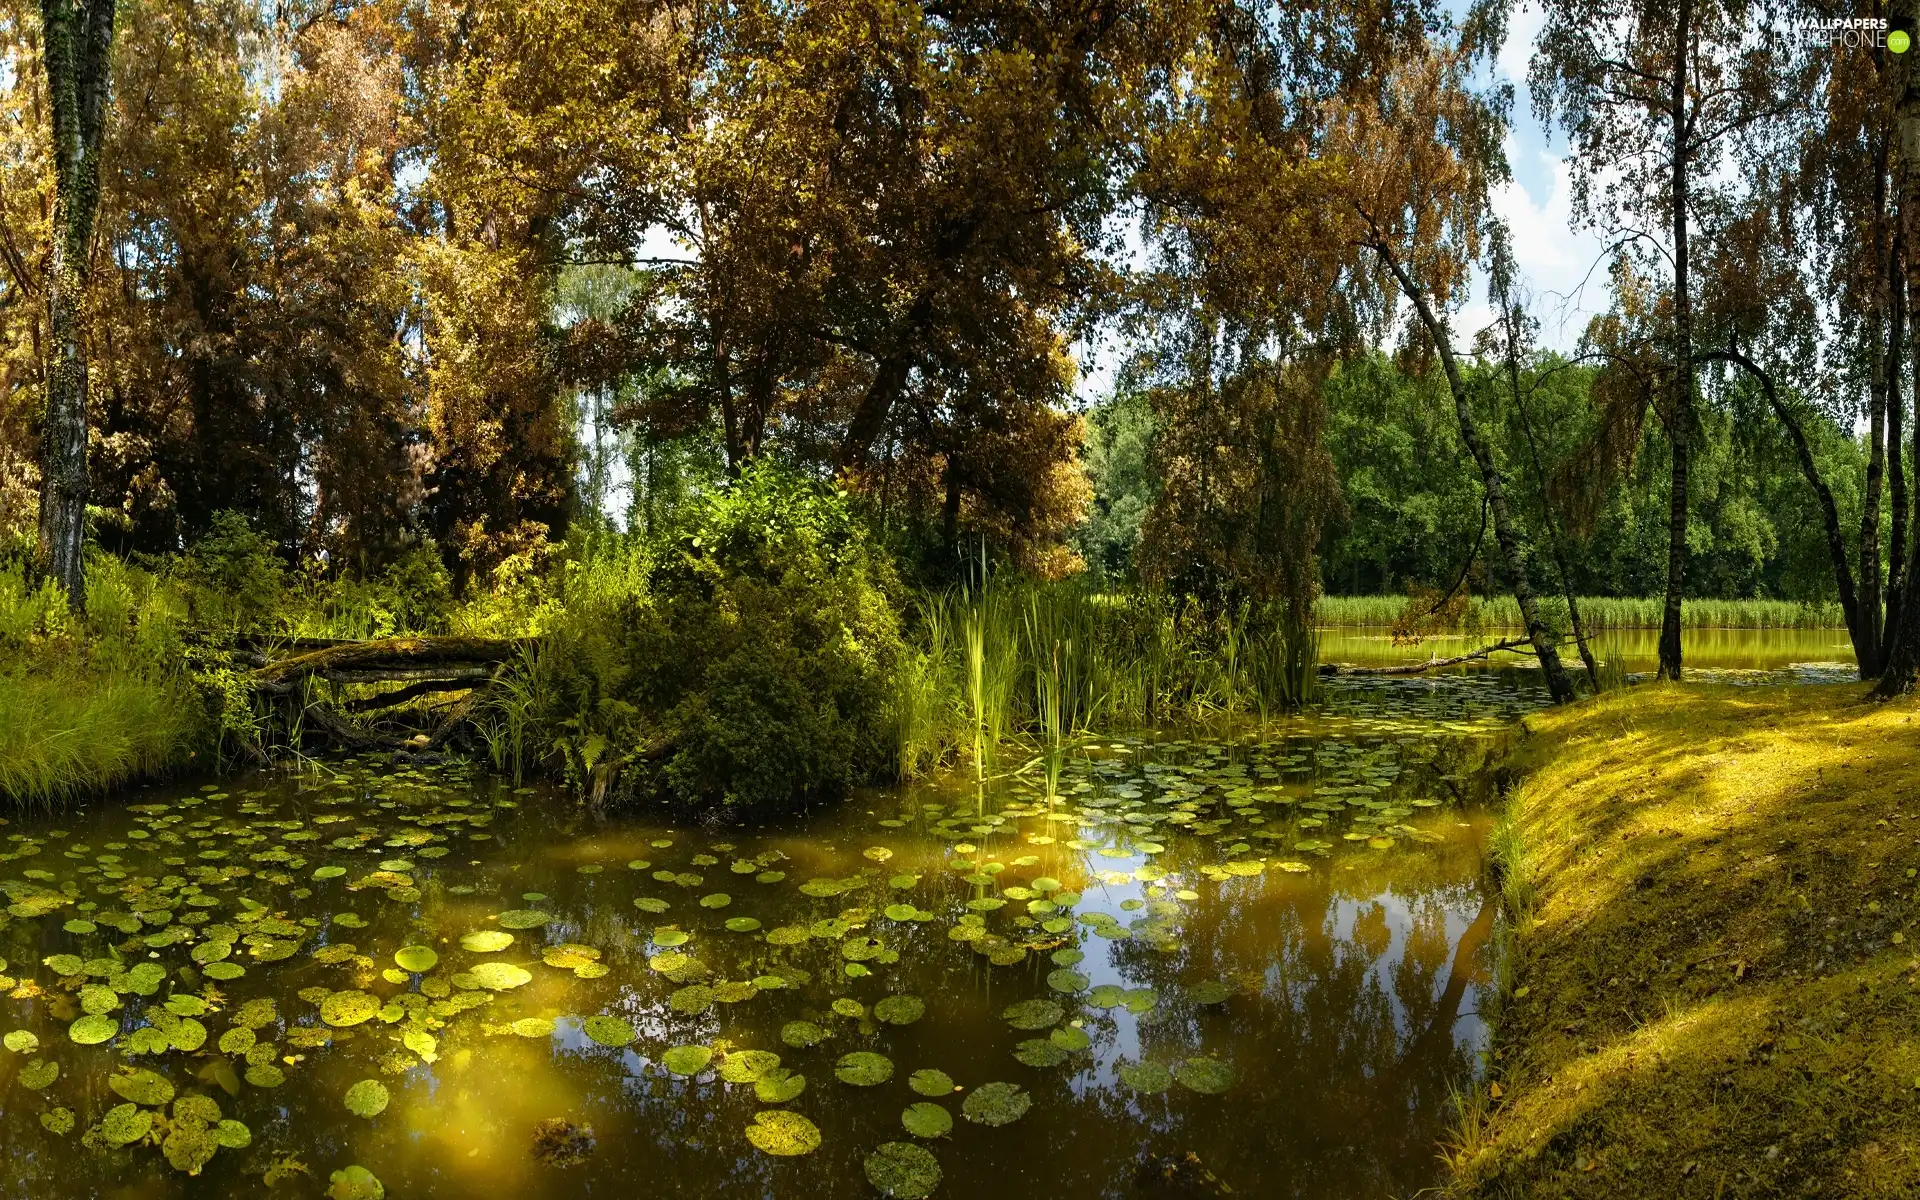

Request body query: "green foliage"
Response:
[1076, 388, 1156, 583]
[536, 464, 904, 814]
[1313, 594, 1846, 630]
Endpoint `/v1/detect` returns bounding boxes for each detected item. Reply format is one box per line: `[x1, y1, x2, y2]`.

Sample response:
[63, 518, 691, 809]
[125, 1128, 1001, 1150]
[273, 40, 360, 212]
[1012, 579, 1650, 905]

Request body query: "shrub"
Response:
[542, 463, 904, 815]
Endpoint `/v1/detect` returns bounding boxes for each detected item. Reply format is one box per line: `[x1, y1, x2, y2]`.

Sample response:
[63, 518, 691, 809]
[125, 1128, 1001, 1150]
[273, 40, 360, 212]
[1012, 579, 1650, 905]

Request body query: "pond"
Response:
[0, 629, 1826, 1199]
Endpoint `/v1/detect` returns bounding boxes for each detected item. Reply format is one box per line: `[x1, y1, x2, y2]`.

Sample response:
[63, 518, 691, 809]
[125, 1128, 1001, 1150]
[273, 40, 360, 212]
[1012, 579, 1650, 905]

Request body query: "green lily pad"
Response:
[40, 1107, 74, 1134]
[459, 931, 515, 953]
[583, 1015, 636, 1047]
[662, 1044, 713, 1076]
[901, 1101, 952, 1139]
[835, 1051, 894, 1086]
[203, 962, 246, 981]
[1013, 1038, 1070, 1067]
[468, 962, 532, 990]
[718, 1049, 782, 1084]
[744, 1109, 820, 1156]
[698, 893, 732, 909]
[394, 946, 439, 973]
[344, 1078, 390, 1118]
[1046, 969, 1089, 994]
[873, 995, 926, 1026]
[212, 1119, 251, 1149]
[108, 1068, 175, 1106]
[313, 866, 347, 880]
[884, 904, 918, 921]
[511, 1017, 556, 1038]
[1172, 1056, 1234, 1094]
[101, 1103, 152, 1147]
[1001, 999, 1064, 1030]
[1189, 981, 1232, 1005]
[244, 1064, 286, 1088]
[651, 927, 690, 947]
[781, 1021, 829, 1048]
[19, 1059, 58, 1088]
[1118, 1060, 1172, 1092]
[328, 1165, 385, 1200]
[754, 1068, 806, 1102]
[496, 909, 552, 929]
[4, 1030, 38, 1054]
[724, 916, 762, 932]
[961, 1081, 1031, 1126]
[1049, 1026, 1092, 1053]
[320, 991, 381, 1027]
[865, 1141, 942, 1199]
[68, 1014, 117, 1045]
[908, 1068, 954, 1097]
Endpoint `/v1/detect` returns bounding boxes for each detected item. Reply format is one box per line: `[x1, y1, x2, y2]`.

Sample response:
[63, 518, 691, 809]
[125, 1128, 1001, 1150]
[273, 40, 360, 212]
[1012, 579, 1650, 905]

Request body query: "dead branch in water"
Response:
[1318, 636, 1535, 676]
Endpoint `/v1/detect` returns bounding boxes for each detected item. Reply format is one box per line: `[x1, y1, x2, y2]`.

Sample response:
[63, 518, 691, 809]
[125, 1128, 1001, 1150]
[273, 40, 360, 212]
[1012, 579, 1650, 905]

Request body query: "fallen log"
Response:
[1318, 636, 1534, 676]
[253, 636, 527, 692]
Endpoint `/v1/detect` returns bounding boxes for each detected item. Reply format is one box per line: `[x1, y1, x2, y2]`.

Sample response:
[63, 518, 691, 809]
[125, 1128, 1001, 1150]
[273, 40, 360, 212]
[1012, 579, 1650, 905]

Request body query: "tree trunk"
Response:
[1874, 10, 1920, 696]
[1369, 235, 1576, 704]
[32, 0, 117, 609]
[1863, 144, 1893, 673]
[1886, 211, 1909, 665]
[1657, 0, 1693, 681]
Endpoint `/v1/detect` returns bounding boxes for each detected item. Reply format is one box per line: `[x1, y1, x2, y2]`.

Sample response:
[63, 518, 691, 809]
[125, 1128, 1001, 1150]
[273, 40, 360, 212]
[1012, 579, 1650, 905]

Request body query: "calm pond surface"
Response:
[0, 629, 1832, 1199]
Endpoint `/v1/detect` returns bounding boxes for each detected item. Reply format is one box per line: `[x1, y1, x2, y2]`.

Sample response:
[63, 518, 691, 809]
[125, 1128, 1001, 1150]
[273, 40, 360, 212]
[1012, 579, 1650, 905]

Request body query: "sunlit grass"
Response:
[1317, 594, 1846, 630]
[1456, 683, 1920, 1198]
[0, 669, 204, 805]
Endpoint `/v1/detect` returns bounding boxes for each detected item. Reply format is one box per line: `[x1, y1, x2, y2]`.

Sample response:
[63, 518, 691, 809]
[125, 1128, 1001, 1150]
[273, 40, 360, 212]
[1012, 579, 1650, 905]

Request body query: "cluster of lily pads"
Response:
[0, 713, 1498, 1198]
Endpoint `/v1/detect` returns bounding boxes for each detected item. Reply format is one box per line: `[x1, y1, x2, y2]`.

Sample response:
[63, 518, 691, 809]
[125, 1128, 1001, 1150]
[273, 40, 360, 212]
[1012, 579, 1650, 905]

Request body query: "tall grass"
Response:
[0, 672, 204, 804]
[892, 581, 1321, 781]
[1314, 594, 1847, 630]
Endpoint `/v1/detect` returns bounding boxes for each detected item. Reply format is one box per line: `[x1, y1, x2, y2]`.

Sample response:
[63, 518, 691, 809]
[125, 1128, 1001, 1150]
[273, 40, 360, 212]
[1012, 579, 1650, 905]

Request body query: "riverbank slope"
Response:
[1456, 683, 1920, 1199]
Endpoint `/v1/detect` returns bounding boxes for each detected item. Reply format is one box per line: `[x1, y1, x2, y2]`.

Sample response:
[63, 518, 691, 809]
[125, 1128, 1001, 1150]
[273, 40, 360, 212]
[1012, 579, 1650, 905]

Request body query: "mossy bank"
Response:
[1456, 684, 1920, 1198]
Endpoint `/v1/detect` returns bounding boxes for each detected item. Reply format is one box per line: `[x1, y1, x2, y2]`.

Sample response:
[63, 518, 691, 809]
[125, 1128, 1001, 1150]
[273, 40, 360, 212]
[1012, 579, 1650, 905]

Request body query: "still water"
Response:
[0, 629, 1817, 1199]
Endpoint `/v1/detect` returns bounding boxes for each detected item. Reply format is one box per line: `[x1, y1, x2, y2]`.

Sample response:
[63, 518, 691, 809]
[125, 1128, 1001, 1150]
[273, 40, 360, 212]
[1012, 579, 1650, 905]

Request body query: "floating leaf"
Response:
[1049, 1026, 1092, 1053]
[583, 1016, 636, 1047]
[40, 1107, 74, 1135]
[496, 910, 553, 930]
[101, 1103, 153, 1147]
[327, 1165, 385, 1200]
[901, 1102, 952, 1139]
[865, 1141, 942, 1199]
[744, 1109, 820, 1157]
[1189, 981, 1232, 1005]
[1172, 1056, 1233, 1094]
[511, 1017, 556, 1038]
[719, 1050, 782, 1084]
[781, 1021, 828, 1048]
[835, 1051, 894, 1086]
[3, 1030, 38, 1054]
[661, 1045, 713, 1076]
[698, 893, 732, 909]
[754, 1068, 806, 1103]
[468, 962, 532, 990]
[109, 1068, 175, 1106]
[460, 931, 515, 953]
[212, 1119, 251, 1149]
[68, 1014, 117, 1045]
[1013, 1038, 1069, 1068]
[723, 917, 761, 933]
[344, 1079, 390, 1118]
[873, 995, 925, 1026]
[1046, 969, 1089, 994]
[394, 946, 439, 972]
[19, 1059, 58, 1089]
[907, 1068, 954, 1097]
[320, 991, 381, 1027]
[1001, 999, 1064, 1030]
[961, 1081, 1031, 1126]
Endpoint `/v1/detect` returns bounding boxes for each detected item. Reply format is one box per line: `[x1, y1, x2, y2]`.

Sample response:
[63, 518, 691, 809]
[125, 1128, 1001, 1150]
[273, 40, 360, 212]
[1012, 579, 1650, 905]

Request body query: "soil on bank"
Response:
[1456, 683, 1920, 1199]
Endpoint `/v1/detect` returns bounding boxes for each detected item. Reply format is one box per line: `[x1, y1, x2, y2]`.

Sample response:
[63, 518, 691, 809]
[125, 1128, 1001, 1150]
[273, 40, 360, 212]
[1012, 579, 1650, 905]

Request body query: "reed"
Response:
[1314, 593, 1847, 630]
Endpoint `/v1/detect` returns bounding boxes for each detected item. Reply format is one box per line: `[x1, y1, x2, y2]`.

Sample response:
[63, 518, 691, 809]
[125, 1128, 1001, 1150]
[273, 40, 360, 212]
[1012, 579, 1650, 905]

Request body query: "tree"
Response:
[1533, 0, 1781, 679]
[33, 0, 115, 606]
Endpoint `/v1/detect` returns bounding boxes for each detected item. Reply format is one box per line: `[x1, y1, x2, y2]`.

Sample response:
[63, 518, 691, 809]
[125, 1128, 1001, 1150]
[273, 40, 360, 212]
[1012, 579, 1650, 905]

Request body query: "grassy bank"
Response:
[1455, 684, 1920, 1198]
[1316, 595, 1847, 629]
[0, 671, 207, 804]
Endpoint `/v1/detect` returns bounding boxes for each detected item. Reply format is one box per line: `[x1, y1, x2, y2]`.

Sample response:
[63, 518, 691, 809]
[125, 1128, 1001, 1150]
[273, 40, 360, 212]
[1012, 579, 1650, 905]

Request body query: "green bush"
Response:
[541, 464, 904, 815]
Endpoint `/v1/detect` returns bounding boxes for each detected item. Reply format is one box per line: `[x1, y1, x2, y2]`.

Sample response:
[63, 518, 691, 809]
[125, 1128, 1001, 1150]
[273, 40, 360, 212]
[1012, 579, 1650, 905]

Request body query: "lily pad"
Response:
[511, 1017, 556, 1038]
[328, 1165, 385, 1200]
[320, 991, 381, 1027]
[961, 1081, 1031, 1126]
[344, 1079, 390, 1118]
[101, 1103, 152, 1147]
[459, 931, 515, 953]
[718, 1049, 782, 1084]
[496, 909, 553, 930]
[901, 1101, 952, 1139]
[744, 1109, 820, 1156]
[468, 962, 532, 990]
[394, 946, 439, 973]
[1013, 1038, 1069, 1067]
[583, 1015, 636, 1047]
[1001, 999, 1064, 1030]
[835, 1051, 894, 1086]
[68, 1014, 117, 1045]
[873, 995, 926, 1026]
[907, 1068, 954, 1097]
[1046, 968, 1089, 994]
[781, 1021, 829, 1048]
[662, 1044, 713, 1076]
[4, 1030, 38, 1054]
[865, 1141, 943, 1199]
[754, 1068, 807, 1102]
[1172, 1056, 1234, 1094]
[1189, 981, 1232, 1005]
[724, 917, 762, 933]
[18, 1059, 58, 1088]
[108, 1068, 175, 1106]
